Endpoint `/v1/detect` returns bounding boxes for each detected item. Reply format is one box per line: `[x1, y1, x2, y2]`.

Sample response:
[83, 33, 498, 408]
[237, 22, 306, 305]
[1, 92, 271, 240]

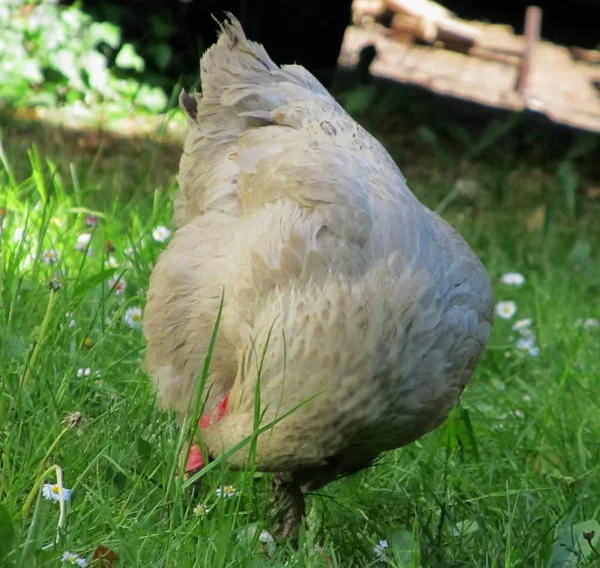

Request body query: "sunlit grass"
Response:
[1, 121, 599, 567]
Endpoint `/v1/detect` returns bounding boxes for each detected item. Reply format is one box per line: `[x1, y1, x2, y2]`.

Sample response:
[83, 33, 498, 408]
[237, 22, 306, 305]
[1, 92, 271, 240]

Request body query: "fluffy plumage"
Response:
[143, 14, 494, 537]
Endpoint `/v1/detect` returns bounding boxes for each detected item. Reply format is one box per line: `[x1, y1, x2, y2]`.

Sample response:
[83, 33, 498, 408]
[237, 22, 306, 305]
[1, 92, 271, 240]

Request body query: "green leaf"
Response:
[549, 519, 600, 567]
[340, 85, 377, 115]
[115, 43, 144, 72]
[0, 502, 15, 562]
[136, 437, 152, 464]
[148, 44, 172, 70]
[89, 21, 121, 49]
[73, 268, 116, 299]
[134, 85, 168, 113]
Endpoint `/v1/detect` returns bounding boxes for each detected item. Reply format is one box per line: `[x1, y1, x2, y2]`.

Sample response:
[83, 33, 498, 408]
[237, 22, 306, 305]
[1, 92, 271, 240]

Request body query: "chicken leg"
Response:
[272, 472, 306, 540]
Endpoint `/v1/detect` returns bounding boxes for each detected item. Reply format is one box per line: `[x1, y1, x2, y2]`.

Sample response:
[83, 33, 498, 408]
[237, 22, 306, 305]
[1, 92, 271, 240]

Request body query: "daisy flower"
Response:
[373, 539, 389, 561]
[108, 277, 126, 296]
[511, 318, 532, 334]
[107, 255, 119, 268]
[76, 368, 91, 378]
[42, 483, 71, 502]
[495, 301, 517, 320]
[152, 225, 171, 243]
[61, 551, 87, 567]
[501, 272, 525, 286]
[42, 249, 59, 264]
[193, 503, 210, 518]
[216, 485, 239, 498]
[516, 337, 540, 357]
[75, 232, 92, 252]
[124, 306, 143, 329]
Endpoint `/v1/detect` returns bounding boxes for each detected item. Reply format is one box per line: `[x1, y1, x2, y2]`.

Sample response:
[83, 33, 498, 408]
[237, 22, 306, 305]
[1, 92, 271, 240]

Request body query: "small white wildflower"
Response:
[514, 409, 525, 419]
[42, 249, 59, 264]
[496, 301, 517, 320]
[152, 225, 171, 243]
[373, 539, 388, 561]
[75, 233, 92, 254]
[107, 255, 119, 268]
[124, 247, 135, 257]
[454, 178, 479, 199]
[68, 319, 76, 328]
[12, 227, 25, 243]
[108, 277, 126, 296]
[512, 318, 532, 333]
[21, 253, 35, 270]
[216, 485, 239, 498]
[522, 394, 532, 403]
[491, 377, 506, 391]
[42, 483, 71, 502]
[237, 527, 277, 558]
[501, 272, 525, 287]
[193, 503, 210, 517]
[516, 338, 540, 357]
[61, 551, 87, 567]
[76, 368, 91, 378]
[575, 318, 599, 330]
[124, 306, 143, 329]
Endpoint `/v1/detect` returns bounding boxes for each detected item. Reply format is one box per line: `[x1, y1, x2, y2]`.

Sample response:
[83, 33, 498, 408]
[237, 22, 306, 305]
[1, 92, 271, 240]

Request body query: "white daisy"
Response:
[373, 539, 388, 561]
[516, 338, 540, 357]
[76, 368, 91, 378]
[575, 318, 599, 330]
[12, 227, 25, 243]
[75, 232, 92, 252]
[61, 551, 87, 566]
[193, 503, 210, 517]
[107, 255, 119, 268]
[496, 301, 517, 320]
[501, 272, 525, 286]
[124, 306, 143, 329]
[216, 485, 239, 498]
[108, 277, 126, 296]
[42, 249, 59, 264]
[152, 225, 171, 243]
[42, 483, 71, 502]
[512, 318, 532, 333]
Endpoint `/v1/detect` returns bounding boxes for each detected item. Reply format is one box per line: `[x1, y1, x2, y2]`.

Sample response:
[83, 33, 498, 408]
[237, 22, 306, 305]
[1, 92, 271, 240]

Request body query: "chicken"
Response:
[143, 14, 494, 538]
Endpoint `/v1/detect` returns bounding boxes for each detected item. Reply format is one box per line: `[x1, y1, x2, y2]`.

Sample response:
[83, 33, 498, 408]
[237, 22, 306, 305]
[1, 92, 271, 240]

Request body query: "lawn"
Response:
[1, 96, 600, 567]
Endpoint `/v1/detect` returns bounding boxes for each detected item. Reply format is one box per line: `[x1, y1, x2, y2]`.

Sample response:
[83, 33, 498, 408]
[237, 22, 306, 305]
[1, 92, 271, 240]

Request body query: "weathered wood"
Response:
[339, 21, 600, 133]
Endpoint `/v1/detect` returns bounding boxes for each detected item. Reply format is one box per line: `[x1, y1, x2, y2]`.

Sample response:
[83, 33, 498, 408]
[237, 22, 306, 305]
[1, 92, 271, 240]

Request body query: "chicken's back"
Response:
[144, 15, 494, 472]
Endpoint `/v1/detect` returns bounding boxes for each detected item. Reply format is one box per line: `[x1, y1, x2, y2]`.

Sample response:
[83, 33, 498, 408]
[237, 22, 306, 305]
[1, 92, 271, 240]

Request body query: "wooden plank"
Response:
[339, 24, 600, 133]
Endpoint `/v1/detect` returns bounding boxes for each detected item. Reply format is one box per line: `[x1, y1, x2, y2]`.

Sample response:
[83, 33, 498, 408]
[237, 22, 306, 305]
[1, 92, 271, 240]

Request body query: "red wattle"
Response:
[185, 444, 205, 473]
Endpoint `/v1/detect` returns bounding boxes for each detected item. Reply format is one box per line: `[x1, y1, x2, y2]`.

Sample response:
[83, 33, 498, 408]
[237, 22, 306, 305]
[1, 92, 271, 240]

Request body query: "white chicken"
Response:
[143, 14, 494, 538]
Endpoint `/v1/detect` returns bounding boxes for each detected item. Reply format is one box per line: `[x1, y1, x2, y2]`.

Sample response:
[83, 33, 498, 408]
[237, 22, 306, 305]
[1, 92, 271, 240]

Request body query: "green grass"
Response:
[1, 105, 600, 568]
